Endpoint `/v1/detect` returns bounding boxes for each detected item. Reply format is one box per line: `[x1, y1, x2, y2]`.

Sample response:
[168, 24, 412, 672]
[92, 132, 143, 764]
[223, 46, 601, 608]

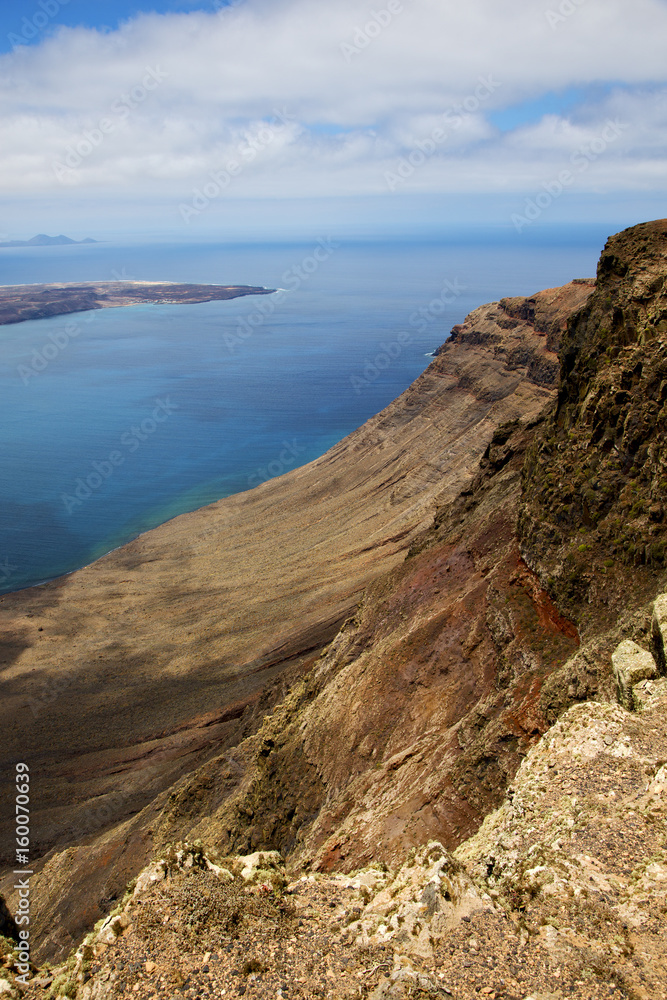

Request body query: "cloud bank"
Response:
[1, 0, 666, 229]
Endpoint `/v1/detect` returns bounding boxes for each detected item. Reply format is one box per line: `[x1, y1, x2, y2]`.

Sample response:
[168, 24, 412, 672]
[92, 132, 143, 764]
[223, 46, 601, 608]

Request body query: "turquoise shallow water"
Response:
[0, 233, 604, 593]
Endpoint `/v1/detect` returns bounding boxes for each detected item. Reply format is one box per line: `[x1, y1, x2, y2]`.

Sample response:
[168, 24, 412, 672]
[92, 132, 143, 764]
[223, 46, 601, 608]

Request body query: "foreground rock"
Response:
[0, 281, 273, 325]
[456, 699, 667, 1000]
[6, 627, 665, 999]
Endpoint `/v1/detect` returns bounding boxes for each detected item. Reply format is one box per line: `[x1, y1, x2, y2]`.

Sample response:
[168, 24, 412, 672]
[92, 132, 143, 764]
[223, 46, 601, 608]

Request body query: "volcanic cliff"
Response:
[1, 221, 667, 1000]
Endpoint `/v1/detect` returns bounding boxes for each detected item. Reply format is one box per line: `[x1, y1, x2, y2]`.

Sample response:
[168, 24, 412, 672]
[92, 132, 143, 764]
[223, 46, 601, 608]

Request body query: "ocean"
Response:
[0, 231, 605, 594]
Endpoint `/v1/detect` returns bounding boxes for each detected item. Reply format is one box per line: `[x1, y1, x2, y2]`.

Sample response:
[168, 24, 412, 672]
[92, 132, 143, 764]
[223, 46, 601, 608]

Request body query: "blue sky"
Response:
[0, 1, 224, 51]
[1, 0, 666, 240]
[488, 87, 609, 133]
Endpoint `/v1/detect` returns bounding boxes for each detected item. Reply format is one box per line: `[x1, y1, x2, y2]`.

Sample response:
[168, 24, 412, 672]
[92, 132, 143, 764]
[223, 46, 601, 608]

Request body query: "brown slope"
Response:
[151, 418, 580, 881]
[0, 281, 592, 860]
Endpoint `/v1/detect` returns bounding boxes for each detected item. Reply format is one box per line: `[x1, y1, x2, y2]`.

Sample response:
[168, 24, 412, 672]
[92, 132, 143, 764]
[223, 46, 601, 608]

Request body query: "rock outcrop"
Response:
[519, 219, 667, 632]
[612, 639, 659, 707]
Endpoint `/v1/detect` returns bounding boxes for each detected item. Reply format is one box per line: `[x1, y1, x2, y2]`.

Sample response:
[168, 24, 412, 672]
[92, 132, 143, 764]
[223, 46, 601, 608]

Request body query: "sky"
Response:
[1, 0, 666, 240]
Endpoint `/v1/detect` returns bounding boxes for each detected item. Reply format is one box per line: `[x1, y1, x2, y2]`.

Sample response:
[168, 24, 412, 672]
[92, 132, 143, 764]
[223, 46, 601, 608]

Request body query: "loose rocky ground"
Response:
[3, 612, 665, 1000]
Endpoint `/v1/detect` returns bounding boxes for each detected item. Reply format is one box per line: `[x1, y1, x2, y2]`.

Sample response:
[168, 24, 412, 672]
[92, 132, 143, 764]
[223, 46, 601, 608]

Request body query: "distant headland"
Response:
[0, 280, 275, 326]
[0, 234, 98, 248]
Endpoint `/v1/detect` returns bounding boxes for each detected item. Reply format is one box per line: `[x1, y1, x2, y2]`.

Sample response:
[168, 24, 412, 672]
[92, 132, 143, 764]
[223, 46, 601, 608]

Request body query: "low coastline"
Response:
[0, 280, 275, 326]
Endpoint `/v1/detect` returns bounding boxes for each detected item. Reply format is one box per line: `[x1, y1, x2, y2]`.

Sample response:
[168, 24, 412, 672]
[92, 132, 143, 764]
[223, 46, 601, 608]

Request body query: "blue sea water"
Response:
[0, 232, 604, 594]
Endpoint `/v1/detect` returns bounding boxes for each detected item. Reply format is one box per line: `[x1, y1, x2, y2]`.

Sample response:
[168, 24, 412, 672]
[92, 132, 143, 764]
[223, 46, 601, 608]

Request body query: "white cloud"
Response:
[0, 0, 667, 211]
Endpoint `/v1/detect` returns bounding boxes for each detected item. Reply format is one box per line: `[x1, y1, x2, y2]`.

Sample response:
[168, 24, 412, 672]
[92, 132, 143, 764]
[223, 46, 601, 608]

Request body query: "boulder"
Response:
[368, 965, 443, 999]
[652, 593, 667, 670]
[80, 975, 115, 1000]
[343, 842, 490, 960]
[95, 912, 130, 946]
[331, 867, 388, 894]
[132, 861, 166, 899]
[611, 640, 657, 709]
[632, 676, 667, 712]
[204, 859, 234, 881]
[238, 851, 286, 890]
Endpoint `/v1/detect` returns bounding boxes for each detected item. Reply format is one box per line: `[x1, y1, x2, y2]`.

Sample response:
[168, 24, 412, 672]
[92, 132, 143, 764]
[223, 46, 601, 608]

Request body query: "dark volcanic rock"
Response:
[519, 219, 667, 633]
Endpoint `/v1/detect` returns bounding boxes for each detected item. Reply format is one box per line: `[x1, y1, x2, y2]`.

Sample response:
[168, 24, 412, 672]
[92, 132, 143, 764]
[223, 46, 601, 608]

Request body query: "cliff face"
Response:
[0, 278, 593, 962]
[6, 222, 667, 988]
[520, 220, 667, 631]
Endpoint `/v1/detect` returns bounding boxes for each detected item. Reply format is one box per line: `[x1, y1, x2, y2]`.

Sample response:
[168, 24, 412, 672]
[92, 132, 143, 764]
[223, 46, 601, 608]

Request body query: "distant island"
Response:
[0, 280, 275, 325]
[0, 234, 98, 248]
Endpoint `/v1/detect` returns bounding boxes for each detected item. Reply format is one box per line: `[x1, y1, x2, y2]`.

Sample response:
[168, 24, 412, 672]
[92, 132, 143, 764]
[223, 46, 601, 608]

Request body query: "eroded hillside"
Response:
[3, 605, 667, 1000]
